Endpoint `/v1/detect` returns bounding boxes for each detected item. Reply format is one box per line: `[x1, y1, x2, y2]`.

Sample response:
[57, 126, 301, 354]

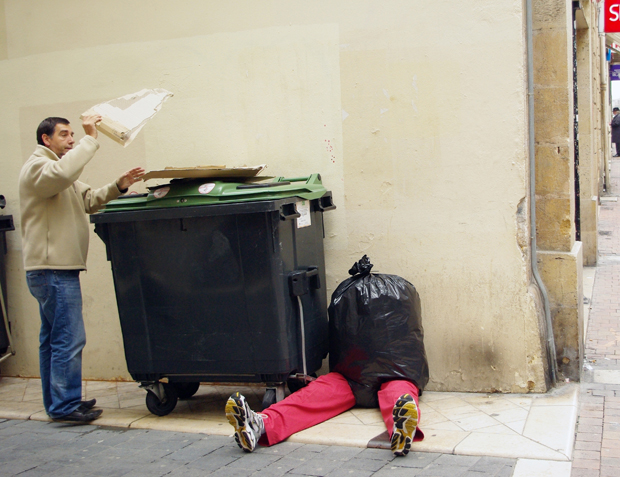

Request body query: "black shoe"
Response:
[54, 408, 103, 422]
[79, 399, 97, 410]
[614, 154, 619, 157]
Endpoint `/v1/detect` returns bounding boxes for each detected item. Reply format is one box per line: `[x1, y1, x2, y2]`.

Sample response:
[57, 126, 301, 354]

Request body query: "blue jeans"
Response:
[26, 270, 85, 418]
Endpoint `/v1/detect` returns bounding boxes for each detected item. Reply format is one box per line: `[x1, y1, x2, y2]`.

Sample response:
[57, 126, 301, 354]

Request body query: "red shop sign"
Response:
[606, 1, 620, 33]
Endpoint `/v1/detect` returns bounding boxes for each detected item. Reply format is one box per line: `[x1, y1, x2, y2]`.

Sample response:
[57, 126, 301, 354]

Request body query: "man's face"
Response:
[615, 110, 620, 116]
[43, 123, 74, 158]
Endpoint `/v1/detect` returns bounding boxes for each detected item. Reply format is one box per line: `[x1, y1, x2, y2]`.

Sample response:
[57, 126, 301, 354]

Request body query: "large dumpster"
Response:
[0, 195, 15, 362]
[91, 174, 335, 415]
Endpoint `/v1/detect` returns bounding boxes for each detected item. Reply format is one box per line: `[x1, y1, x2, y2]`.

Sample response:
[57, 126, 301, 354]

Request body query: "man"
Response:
[612, 107, 620, 157]
[19, 114, 144, 422]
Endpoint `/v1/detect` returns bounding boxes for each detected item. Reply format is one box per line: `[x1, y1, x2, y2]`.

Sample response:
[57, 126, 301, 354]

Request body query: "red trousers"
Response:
[259, 371, 423, 446]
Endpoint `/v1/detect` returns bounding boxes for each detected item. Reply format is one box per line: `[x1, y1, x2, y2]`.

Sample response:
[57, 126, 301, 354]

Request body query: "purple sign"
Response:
[611, 65, 620, 81]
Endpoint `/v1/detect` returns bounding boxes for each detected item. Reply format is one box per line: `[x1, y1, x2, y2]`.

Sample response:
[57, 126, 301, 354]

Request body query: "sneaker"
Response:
[391, 393, 419, 457]
[225, 392, 265, 452]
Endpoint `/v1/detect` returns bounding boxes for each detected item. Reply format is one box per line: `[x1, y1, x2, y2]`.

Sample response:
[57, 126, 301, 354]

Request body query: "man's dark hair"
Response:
[614, 108, 620, 112]
[36, 117, 70, 146]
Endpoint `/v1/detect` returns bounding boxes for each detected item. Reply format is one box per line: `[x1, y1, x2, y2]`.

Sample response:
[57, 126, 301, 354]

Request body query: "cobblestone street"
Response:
[0, 419, 517, 477]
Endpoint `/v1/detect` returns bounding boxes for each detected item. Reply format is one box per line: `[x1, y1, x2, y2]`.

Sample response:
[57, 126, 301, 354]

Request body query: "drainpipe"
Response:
[599, 19, 610, 192]
[602, 39, 610, 193]
[526, 0, 558, 385]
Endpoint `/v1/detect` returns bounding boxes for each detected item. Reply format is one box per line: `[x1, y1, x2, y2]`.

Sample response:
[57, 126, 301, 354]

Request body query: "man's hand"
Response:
[82, 114, 102, 139]
[116, 167, 146, 192]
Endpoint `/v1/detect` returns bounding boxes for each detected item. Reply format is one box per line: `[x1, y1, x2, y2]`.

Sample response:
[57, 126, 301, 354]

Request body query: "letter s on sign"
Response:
[612, 4, 620, 22]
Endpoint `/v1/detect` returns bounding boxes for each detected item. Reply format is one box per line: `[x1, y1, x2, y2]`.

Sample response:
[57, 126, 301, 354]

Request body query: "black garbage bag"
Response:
[328, 255, 429, 407]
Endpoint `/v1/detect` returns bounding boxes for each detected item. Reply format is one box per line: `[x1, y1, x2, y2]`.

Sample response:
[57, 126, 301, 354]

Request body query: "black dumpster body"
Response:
[91, 175, 335, 414]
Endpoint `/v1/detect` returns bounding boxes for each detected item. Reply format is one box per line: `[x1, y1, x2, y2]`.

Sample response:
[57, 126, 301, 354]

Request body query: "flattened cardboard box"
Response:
[141, 165, 268, 181]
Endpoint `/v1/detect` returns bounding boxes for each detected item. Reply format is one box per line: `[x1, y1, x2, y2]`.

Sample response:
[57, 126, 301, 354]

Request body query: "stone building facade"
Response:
[0, 0, 613, 392]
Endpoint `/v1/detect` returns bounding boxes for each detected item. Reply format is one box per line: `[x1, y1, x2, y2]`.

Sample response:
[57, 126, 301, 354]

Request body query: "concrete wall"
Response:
[0, 0, 550, 392]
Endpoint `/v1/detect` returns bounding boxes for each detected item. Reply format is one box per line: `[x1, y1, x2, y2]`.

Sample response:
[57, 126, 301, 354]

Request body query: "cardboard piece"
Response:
[141, 165, 268, 181]
[81, 89, 173, 147]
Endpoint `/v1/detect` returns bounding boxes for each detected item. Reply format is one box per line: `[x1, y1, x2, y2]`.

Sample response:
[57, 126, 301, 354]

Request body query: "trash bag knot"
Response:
[348, 255, 373, 276]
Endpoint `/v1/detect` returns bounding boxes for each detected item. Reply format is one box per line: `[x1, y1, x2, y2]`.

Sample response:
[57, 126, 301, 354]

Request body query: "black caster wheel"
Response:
[262, 388, 277, 410]
[145, 382, 178, 416]
[172, 382, 200, 399]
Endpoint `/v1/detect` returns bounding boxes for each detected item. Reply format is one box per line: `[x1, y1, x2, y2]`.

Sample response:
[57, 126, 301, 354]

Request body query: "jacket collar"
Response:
[33, 145, 59, 161]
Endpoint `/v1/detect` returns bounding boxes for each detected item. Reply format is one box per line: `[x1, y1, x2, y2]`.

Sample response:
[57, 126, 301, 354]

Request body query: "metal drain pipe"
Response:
[598, 2, 610, 193]
[526, 0, 558, 385]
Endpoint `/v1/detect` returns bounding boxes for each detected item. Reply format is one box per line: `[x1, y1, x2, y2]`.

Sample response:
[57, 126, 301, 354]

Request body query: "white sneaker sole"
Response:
[225, 393, 257, 452]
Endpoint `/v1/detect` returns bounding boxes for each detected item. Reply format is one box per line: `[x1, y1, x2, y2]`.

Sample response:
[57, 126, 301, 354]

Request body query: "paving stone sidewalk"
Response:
[0, 418, 515, 477]
[17, 163, 620, 477]
[571, 158, 620, 477]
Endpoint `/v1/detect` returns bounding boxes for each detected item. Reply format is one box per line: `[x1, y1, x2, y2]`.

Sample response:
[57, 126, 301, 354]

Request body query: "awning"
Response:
[606, 33, 620, 53]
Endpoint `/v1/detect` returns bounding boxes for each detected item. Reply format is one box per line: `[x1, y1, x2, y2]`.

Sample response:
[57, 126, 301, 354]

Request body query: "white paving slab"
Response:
[592, 369, 620, 384]
[454, 432, 569, 461]
[522, 406, 576, 458]
[512, 458, 571, 476]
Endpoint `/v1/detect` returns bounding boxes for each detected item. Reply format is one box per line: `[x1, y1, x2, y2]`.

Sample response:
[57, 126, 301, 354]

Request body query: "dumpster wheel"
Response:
[145, 383, 178, 416]
[171, 382, 200, 400]
[262, 383, 286, 410]
[262, 388, 277, 410]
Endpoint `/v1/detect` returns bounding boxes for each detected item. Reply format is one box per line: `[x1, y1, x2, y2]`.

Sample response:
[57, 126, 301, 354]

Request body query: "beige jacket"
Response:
[19, 136, 122, 271]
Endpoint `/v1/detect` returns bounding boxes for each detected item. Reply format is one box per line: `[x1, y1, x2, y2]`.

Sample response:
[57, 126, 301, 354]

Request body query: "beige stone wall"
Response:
[532, 0, 599, 381]
[576, 3, 599, 266]
[533, 0, 576, 253]
[538, 243, 584, 381]
[594, 29, 604, 201]
[0, 0, 552, 392]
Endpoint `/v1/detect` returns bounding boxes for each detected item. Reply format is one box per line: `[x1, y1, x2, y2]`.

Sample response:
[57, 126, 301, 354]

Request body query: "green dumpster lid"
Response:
[100, 173, 329, 212]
